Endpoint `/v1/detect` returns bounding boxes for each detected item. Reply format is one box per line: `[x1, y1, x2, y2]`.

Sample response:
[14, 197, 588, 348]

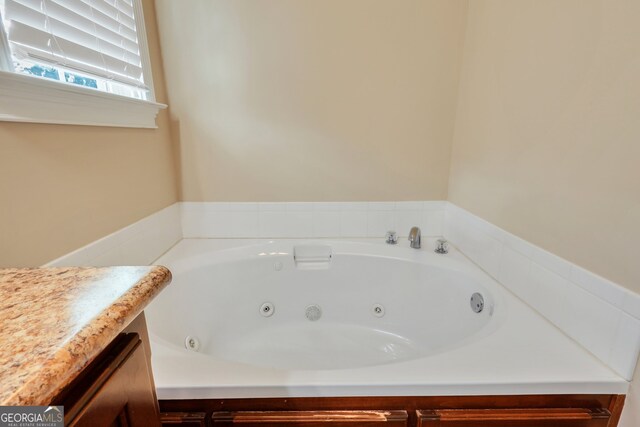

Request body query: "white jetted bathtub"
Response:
[146, 238, 626, 399]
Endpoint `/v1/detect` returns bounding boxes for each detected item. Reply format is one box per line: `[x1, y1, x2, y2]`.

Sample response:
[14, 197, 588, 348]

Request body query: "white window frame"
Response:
[0, 0, 166, 128]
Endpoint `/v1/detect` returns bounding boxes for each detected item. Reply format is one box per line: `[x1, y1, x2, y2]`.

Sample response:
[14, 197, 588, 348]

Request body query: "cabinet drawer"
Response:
[212, 410, 408, 426]
[161, 412, 207, 426]
[417, 408, 610, 427]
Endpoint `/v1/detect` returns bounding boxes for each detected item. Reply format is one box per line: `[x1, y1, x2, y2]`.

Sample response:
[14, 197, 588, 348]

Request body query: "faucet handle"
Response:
[435, 239, 449, 254]
[385, 231, 398, 244]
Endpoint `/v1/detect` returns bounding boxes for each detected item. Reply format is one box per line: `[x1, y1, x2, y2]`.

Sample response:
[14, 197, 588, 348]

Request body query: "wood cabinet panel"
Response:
[211, 410, 408, 426]
[161, 395, 624, 427]
[416, 408, 610, 427]
[56, 333, 161, 427]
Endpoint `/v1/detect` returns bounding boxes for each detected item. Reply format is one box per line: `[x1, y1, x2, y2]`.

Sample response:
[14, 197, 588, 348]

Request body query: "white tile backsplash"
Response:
[286, 202, 312, 212]
[339, 210, 368, 237]
[45, 204, 181, 268]
[312, 202, 343, 211]
[366, 210, 395, 237]
[448, 207, 503, 280]
[120, 231, 158, 265]
[90, 245, 125, 267]
[622, 293, 640, 321]
[502, 230, 535, 257]
[312, 211, 341, 237]
[396, 210, 423, 236]
[258, 211, 289, 237]
[181, 201, 446, 239]
[43, 200, 640, 383]
[258, 202, 287, 212]
[570, 265, 627, 309]
[337, 202, 368, 211]
[530, 246, 573, 279]
[423, 210, 444, 236]
[49, 249, 90, 267]
[562, 282, 622, 365]
[283, 212, 314, 237]
[527, 263, 570, 328]
[367, 201, 395, 211]
[212, 202, 259, 211]
[610, 313, 640, 380]
[498, 246, 532, 299]
[423, 201, 447, 211]
[475, 234, 503, 279]
[396, 201, 424, 211]
[444, 203, 640, 380]
[229, 211, 260, 238]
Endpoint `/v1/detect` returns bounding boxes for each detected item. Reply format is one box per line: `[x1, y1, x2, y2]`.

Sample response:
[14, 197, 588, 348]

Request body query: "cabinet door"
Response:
[417, 408, 610, 427]
[212, 410, 408, 426]
[65, 333, 161, 427]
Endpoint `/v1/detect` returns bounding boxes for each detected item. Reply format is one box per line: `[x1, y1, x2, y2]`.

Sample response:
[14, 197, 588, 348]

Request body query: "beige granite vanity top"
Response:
[0, 266, 171, 406]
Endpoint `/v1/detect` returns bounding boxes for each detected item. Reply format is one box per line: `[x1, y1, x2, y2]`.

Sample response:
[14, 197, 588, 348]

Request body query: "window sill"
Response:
[0, 70, 167, 128]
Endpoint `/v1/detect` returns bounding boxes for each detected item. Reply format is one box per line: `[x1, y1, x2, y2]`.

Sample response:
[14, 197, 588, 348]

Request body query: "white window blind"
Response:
[0, 0, 152, 99]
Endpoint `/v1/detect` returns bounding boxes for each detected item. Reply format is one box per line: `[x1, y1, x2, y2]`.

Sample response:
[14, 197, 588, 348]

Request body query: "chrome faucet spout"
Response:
[408, 226, 421, 249]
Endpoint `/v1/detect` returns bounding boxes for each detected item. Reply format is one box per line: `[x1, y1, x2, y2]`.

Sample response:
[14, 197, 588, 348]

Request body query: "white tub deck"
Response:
[147, 238, 627, 399]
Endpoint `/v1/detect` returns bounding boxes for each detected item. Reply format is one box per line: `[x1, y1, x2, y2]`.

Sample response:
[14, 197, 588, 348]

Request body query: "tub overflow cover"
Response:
[470, 293, 484, 313]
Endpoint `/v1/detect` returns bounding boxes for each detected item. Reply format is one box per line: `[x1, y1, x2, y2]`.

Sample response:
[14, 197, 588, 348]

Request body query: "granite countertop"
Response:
[0, 266, 171, 406]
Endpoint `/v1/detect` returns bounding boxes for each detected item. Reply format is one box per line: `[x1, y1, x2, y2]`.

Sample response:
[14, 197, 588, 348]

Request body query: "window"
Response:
[0, 0, 165, 128]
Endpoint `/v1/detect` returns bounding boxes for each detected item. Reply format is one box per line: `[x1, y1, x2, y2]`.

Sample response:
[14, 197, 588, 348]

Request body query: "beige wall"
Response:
[155, 0, 468, 202]
[449, 0, 640, 293]
[450, 3, 639, 423]
[0, 0, 178, 267]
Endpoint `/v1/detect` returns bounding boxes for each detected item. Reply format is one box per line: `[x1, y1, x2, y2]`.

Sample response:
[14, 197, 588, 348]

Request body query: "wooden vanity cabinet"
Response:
[51, 313, 162, 427]
[160, 395, 625, 427]
[416, 408, 611, 427]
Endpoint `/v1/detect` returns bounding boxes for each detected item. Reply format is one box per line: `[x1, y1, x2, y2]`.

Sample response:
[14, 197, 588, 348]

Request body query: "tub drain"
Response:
[185, 336, 200, 352]
[372, 303, 385, 318]
[305, 304, 322, 321]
